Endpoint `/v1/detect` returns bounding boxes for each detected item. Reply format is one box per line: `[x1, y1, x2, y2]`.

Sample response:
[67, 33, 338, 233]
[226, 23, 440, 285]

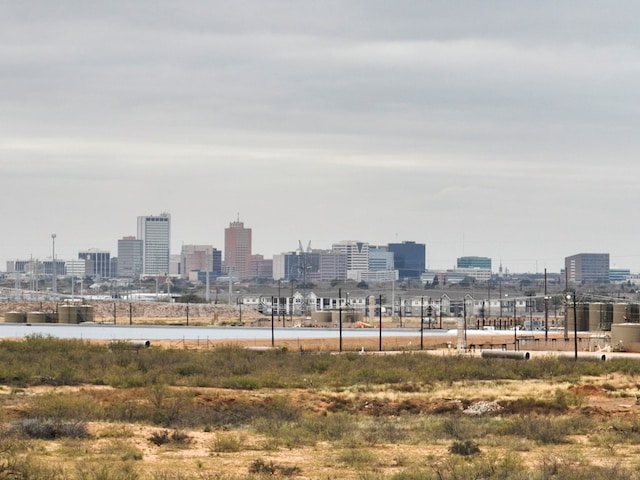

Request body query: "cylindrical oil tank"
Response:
[78, 305, 94, 323]
[4, 312, 26, 323]
[611, 323, 640, 348]
[568, 303, 589, 331]
[613, 304, 628, 324]
[579, 303, 590, 331]
[588, 303, 602, 331]
[588, 303, 611, 331]
[311, 311, 332, 324]
[58, 305, 79, 324]
[348, 311, 364, 324]
[603, 303, 613, 331]
[57, 305, 70, 324]
[331, 310, 365, 324]
[26, 312, 46, 324]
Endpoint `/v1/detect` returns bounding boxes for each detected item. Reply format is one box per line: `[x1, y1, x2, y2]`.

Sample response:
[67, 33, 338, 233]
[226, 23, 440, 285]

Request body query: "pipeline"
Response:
[110, 340, 151, 350]
[554, 352, 607, 361]
[481, 350, 530, 360]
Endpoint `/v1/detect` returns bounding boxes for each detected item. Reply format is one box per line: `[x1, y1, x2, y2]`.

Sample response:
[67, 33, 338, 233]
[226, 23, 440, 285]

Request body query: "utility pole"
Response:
[544, 268, 549, 341]
[51, 234, 56, 295]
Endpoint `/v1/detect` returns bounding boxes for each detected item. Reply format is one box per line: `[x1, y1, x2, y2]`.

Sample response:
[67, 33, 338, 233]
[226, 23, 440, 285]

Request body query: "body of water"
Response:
[0, 323, 454, 342]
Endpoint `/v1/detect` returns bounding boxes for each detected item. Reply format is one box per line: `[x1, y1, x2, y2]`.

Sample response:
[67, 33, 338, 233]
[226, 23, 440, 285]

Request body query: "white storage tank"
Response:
[611, 323, 640, 353]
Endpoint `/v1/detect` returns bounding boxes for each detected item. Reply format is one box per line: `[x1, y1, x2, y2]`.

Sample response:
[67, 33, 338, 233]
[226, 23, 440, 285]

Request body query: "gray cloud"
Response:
[1, 1, 639, 272]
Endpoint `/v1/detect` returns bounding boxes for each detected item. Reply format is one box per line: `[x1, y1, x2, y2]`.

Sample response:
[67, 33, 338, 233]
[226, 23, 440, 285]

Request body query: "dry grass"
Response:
[1, 371, 640, 479]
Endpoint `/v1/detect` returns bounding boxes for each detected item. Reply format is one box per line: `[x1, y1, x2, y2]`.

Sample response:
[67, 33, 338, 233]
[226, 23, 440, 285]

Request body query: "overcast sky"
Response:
[2, 1, 640, 274]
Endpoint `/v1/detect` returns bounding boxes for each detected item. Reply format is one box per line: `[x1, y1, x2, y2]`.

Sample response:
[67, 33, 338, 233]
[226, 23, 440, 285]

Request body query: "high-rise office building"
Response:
[181, 245, 222, 279]
[78, 249, 111, 278]
[137, 213, 171, 276]
[456, 256, 491, 270]
[117, 236, 143, 278]
[565, 253, 610, 284]
[318, 250, 347, 282]
[332, 241, 369, 271]
[369, 246, 395, 271]
[224, 218, 252, 279]
[388, 241, 426, 278]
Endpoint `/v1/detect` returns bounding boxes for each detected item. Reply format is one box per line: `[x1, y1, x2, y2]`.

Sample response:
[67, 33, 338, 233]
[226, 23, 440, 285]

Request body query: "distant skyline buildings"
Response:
[224, 218, 252, 279]
[180, 245, 222, 280]
[389, 241, 426, 279]
[78, 249, 111, 278]
[457, 256, 492, 270]
[137, 213, 171, 276]
[565, 253, 610, 285]
[1, 211, 634, 285]
[117, 236, 143, 278]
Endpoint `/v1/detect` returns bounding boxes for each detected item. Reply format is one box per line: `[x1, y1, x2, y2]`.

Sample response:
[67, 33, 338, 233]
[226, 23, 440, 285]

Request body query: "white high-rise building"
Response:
[137, 213, 171, 276]
[332, 241, 369, 271]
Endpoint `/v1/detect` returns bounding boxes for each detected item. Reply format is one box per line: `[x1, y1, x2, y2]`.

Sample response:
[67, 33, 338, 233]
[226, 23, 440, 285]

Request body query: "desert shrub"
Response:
[74, 461, 140, 480]
[298, 412, 355, 441]
[429, 416, 482, 440]
[449, 439, 480, 456]
[96, 424, 134, 439]
[337, 448, 376, 467]
[499, 415, 568, 444]
[211, 434, 245, 453]
[253, 411, 354, 447]
[248, 458, 301, 477]
[591, 417, 640, 448]
[11, 418, 89, 439]
[536, 457, 638, 480]
[0, 454, 66, 479]
[5, 338, 640, 401]
[3, 338, 640, 391]
[148, 429, 191, 447]
[360, 417, 408, 445]
[218, 375, 261, 390]
[148, 430, 170, 446]
[99, 439, 144, 461]
[25, 392, 103, 421]
[170, 429, 191, 445]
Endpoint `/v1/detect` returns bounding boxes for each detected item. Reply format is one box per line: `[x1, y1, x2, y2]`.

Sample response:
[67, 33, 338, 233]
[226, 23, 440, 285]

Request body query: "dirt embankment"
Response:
[0, 300, 260, 324]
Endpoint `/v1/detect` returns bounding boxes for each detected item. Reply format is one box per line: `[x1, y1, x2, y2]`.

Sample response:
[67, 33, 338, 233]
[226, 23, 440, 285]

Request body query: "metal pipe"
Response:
[482, 350, 530, 360]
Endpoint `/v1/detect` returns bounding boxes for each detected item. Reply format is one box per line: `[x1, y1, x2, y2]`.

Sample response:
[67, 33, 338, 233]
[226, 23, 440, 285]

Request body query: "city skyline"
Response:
[2, 2, 640, 273]
[0, 213, 626, 276]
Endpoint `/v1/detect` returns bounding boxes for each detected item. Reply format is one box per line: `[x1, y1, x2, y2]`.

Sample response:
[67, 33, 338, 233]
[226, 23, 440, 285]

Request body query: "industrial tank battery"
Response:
[26, 312, 46, 324]
[331, 310, 364, 325]
[311, 311, 332, 324]
[57, 305, 69, 324]
[78, 305, 94, 323]
[588, 303, 612, 331]
[567, 303, 589, 332]
[58, 305, 79, 324]
[3, 312, 26, 323]
[613, 303, 629, 324]
[611, 323, 640, 352]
